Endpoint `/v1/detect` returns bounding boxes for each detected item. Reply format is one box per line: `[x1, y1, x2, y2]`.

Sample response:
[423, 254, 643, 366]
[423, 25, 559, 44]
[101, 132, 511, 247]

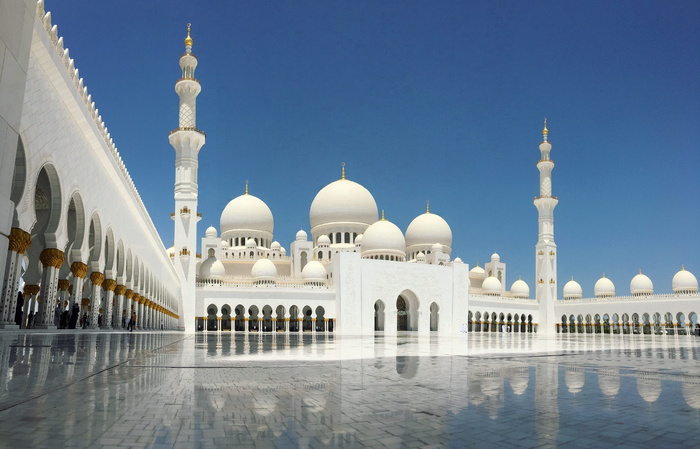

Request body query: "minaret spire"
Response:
[169, 25, 205, 332]
[534, 119, 558, 335]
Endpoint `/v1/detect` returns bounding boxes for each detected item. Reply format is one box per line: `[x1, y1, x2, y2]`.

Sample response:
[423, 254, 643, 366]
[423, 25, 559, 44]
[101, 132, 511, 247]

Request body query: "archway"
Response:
[248, 306, 260, 331]
[276, 305, 286, 331]
[234, 305, 245, 331]
[289, 305, 300, 332]
[430, 303, 439, 331]
[262, 305, 273, 332]
[374, 300, 385, 331]
[221, 304, 231, 331]
[302, 306, 313, 332]
[315, 306, 325, 332]
[207, 304, 218, 331]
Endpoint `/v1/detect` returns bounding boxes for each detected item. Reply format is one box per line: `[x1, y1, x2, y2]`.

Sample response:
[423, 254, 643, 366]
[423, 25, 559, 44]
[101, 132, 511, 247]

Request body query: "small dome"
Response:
[318, 235, 330, 245]
[296, 229, 308, 241]
[220, 193, 274, 234]
[220, 240, 229, 249]
[630, 271, 653, 296]
[361, 219, 406, 259]
[251, 258, 278, 280]
[491, 253, 500, 262]
[166, 247, 175, 258]
[309, 178, 378, 230]
[594, 275, 615, 298]
[431, 242, 443, 252]
[416, 251, 426, 261]
[563, 278, 583, 299]
[271, 241, 281, 250]
[246, 238, 256, 247]
[453, 257, 463, 264]
[510, 278, 529, 298]
[482, 276, 502, 295]
[205, 226, 217, 238]
[405, 211, 452, 249]
[355, 234, 363, 245]
[301, 260, 327, 283]
[199, 256, 225, 280]
[469, 265, 486, 278]
[280, 247, 286, 256]
[672, 266, 698, 293]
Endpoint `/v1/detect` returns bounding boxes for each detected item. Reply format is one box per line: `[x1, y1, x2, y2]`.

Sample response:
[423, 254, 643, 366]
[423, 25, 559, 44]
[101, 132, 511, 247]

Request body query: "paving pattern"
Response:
[0, 331, 698, 448]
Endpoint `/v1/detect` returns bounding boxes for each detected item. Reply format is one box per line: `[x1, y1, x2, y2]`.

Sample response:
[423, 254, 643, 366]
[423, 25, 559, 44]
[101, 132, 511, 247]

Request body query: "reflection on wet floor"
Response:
[0, 331, 698, 448]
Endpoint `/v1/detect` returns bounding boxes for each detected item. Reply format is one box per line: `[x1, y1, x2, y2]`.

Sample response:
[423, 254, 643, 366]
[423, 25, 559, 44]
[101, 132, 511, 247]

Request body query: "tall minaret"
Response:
[534, 119, 557, 335]
[169, 24, 205, 332]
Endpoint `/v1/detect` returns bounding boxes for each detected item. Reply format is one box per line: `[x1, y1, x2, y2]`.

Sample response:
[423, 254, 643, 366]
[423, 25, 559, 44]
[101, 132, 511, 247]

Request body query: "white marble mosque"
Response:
[0, 1, 697, 337]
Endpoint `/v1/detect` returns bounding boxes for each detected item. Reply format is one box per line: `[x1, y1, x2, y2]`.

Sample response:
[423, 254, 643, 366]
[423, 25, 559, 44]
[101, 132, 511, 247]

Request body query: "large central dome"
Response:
[309, 178, 378, 230]
[220, 193, 274, 234]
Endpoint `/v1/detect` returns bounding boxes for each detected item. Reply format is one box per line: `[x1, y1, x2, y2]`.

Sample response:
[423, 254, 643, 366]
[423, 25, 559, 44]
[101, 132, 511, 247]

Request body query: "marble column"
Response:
[21, 284, 40, 327]
[68, 262, 88, 322]
[36, 248, 64, 328]
[102, 279, 116, 330]
[124, 289, 134, 325]
[0, 228, 31, 327]
[88, 272, 104, 329]
[114, 285, 126, 328]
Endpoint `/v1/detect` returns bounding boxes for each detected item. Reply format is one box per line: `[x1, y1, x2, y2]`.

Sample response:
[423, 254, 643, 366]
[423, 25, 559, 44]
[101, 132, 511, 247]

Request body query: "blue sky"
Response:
[50, 1, 699, 296]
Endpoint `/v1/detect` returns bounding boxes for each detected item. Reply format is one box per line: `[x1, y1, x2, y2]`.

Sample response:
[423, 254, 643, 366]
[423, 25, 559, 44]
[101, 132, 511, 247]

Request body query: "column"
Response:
[124, 289, 134, 326]
[0, 228, 31, 327]
[68, 262, 88, 323]
[88, 272, 104, 329]
[102, 279, 116, 329]
[132, 294, 140, 329]
[22, 285, 40, 328]
[34, 248, 64, 328]
[114, 285, 126, 328]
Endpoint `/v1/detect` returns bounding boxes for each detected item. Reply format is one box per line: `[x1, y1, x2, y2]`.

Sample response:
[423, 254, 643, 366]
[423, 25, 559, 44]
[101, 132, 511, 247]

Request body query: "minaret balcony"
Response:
[169, 127, 206, 136]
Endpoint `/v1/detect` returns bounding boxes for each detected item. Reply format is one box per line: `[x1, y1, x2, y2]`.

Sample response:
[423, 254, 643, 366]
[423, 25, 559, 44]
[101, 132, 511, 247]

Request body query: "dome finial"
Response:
[426, 200, 430, 214]
[542, 117, 548, 141]
[639, 268, 642, 274]
[682, 264, 685, 270]
[184, 23, 193, 48]
[245, 180, 249, 195]
[341, 162, 346, 180]
[381, 209, 385, 221]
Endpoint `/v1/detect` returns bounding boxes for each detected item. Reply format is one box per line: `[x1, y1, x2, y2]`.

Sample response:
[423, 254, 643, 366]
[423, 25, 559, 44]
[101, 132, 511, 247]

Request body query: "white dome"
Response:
[672, 267, 698, 293]
[317, 234, 330, 245]
[431, 242, 443, 252]
[594, 275, 615, 298]
[355, 234, 363, 244]
[246, 238, 256, 247]
[405, 212, 452, 249]
[453, 257, 463, 264]
[271, 241, 281, 250]
[361, 219, 406, 258]
[482, 276, 502, 295]
[630, 271, 653, 296]
[199, 256, 225, 280]
[309, 178, 378, 229]
[295, 229, 308, 241]
[510, 278, 529, 298]
[205, 226, 217, 238]
[563, 278, 583, 299]
[251, 258, 277, 280]
[220, 193, 274, 234]
[280, 247, 286, 255]
[469, 265, 486, 278]
[491, 253, 501, 262]
[220, 239, 229, 249]
[301, 260, 327, 282]
[416, 251, 426, 261]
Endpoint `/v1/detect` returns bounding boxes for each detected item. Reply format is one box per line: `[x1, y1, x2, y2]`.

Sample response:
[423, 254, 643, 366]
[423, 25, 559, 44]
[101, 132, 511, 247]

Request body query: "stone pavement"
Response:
[0, 331, 698, 448]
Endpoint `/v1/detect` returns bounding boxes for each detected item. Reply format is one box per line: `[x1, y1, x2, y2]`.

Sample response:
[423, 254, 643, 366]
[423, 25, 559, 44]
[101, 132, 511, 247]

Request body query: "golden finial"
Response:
[245, 180, 249, 195]
[381, 210, 385, 220]
[341, 162, 346, 180]
[426, 201, 430, 214]
[184, 23, 193, 47]
[602, 273, 606, 278]
[542, 117, 548, 136]
[639, 268, 642, 274]
[571, 276, 574, 281]
[682, 264, 685, 271]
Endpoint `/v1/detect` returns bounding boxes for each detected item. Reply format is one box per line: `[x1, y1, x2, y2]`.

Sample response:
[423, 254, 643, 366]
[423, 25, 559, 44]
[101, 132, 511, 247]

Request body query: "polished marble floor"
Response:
[0, 331, 698, 448]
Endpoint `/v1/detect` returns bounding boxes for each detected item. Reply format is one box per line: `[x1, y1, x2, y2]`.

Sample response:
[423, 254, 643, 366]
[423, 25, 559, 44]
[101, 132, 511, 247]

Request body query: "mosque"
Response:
[0, 1, 697, 336]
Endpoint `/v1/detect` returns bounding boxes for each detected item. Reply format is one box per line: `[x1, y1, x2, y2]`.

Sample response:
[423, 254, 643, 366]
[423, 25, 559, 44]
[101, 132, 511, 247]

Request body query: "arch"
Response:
[491, 312, 498, 332]
[221, 304, 231, 331]
[275, 305, 286, 331]
[234, 304, 245, 331]
[512, 313, 520, 333]
[248, 305, 260, 331]
[300, 251, 308, 271]
[676, 312, 686, 335]
[103, 228, 116, 276]
[468, 310, 474, 332]
[262, 305, 273, 332]
[585, 314, 593, 334]
[87, 212, 104, 267]
[315, 306, 325, 331]
[374, 300, 385, 331]
[33, 164, 63, 238]
[115, 239, 125, 279]
[430, 302, 439, 331]
[642, 313, 651, 334]
[289, 305, 300, 332]
[10, 136, 27, 226]
[302, 306, 313, 332]
[612, 313, 620, 334]
[64, 192, 87, 266]
[206, 304, 218, 331]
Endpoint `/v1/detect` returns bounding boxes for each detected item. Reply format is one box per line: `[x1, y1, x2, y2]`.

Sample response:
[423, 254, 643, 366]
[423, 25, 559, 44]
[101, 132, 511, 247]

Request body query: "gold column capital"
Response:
[8, 228, 32, 254]
[39, 248, 65, 269]
[102, 279, 117, 292]
[89, 271, 104, 286]
[115, 285, 127, 296]
[70, 262, 88, 278]
[133, 294, 141, 303]
[125, 289, 134, 299]
[57, 279, 70, 291]
[23, 284, 40, 296]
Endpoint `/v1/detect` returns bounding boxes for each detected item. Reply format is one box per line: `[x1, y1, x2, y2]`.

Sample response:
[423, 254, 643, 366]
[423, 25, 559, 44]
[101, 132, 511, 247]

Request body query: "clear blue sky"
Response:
[50, 1, 699, 296]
